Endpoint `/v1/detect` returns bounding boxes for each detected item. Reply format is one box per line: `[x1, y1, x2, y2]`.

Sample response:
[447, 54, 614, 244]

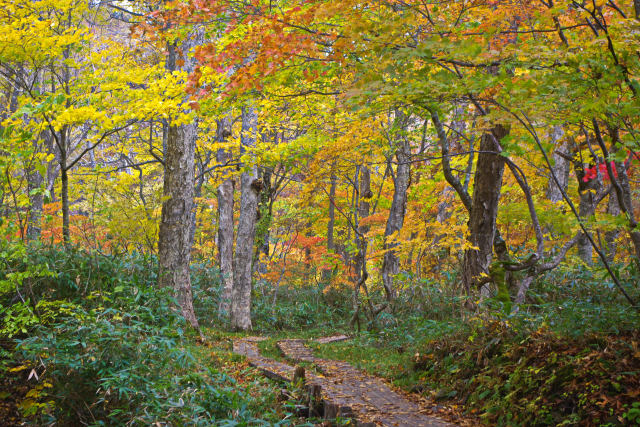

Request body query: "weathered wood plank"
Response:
[315, 334, 350, 344]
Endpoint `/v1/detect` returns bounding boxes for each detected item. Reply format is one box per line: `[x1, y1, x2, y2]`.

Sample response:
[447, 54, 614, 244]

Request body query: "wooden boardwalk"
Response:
[232, 337, 454, 426]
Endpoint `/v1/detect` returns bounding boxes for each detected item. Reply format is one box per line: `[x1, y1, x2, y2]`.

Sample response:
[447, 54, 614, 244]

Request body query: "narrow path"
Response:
[232, 337, 454, 426]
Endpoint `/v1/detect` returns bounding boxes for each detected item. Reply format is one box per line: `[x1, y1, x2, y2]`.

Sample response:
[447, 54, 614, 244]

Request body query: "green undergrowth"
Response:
[311, 265, 640, 426]
[0, 241, 286, 426]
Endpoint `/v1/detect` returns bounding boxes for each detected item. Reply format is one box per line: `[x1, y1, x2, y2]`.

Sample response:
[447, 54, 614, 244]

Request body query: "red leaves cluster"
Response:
[582, 151, 640, 182]
[583, 161, 618, 182]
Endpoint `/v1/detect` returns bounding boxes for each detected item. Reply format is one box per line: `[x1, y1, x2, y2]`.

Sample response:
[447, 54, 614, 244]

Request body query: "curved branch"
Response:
[428, 107, 472, 212]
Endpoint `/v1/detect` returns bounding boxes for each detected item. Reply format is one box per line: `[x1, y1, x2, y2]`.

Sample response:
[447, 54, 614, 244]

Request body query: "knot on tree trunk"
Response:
[250, 178, 263, 193]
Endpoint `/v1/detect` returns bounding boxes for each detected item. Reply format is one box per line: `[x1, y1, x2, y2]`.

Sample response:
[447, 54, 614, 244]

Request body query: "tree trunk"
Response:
[613, 159, 640, 263]
[577, 188, 597, 265]
[356, 167, 371, 280]
[26, 149, 44, 241]
[575, 163, 602, 265]
[158, 123, 200, 330]
[322, 172, 337, 282]
[217, 178, 235, 317]
[351, 166, 372, 328]
[254, 166, 272, 275]
[61, 165, 70, 245]
[381, 137, 410, 302]
[216, 117, 235, 319]
[231, 106, 260, 331]
[60, 128, 70, 246]
[189, 151, 211, 249]
[433, 104, 468, 248]
[596, 123, 640, 265]
[157, 36, 201, 330]
[605, 191, 620, 262]
[545, 126, 570, 203]
[462, 125, 509, 292]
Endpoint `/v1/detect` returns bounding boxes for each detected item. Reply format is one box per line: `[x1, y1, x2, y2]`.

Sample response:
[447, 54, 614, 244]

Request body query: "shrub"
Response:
[1, 242, 270, 426]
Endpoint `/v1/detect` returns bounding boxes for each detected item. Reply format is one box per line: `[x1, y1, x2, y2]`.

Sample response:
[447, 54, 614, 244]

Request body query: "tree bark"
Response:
[577, 182, 600, 265]
[381, 135, 410, 302]
[26, 165, 43, 242]
[189, 150, 211, 249]
[254, 166, 272, 275]
[60, 128, 70, 246]
[356, 166, 371, 282]
[60, 165, 70, 245]
[217, 178, 235, 317]
[231, 106, 260, 331]
[350, 166, 373, 328]
[216, 117, 235, 319]
[605, 191, 620, 262]
[462, 125, 509, 293]
[596, 123, 640, 264]
[158, 123, 200, 330]
[432, 104, 468, 254]
[157, 35, 201, 330]
[322, 171, 337, 283]
[26, 135, 45, 242]
[545, 126, 570, 203]
[612, 160, 640, 263]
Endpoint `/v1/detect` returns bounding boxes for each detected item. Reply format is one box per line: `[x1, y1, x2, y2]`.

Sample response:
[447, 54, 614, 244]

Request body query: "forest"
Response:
[0, 0, 639, 425]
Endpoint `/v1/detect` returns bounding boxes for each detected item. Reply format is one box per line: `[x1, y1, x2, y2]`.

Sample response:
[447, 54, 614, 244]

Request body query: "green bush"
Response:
[15, 286, 264, 425]
[0, 242, 270, 426]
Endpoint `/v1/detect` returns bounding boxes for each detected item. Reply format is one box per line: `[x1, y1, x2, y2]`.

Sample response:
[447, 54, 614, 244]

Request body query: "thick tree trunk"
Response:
[158, 123, 200, 329]
[157, 34, 202, 330]
[217, 177, 235, 318]
[218, 179, 235, 318]
[577, 188, 598, 265]
[596, 123, 640, 265]
[231, 106, 259, 331]
[545, 126, 570, 203]
[462, 125, 509, 292]
[575, 163, 602, 265]
[216, 118, 235, 319]
[381, 138, 410, 302]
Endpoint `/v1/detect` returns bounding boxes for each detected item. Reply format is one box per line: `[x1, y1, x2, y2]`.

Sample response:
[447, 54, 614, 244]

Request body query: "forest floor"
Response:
[227, 333, 477, 426]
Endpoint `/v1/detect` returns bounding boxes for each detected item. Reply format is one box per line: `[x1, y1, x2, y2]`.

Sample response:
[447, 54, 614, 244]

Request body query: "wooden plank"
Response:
[316, 334, 350, 344]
